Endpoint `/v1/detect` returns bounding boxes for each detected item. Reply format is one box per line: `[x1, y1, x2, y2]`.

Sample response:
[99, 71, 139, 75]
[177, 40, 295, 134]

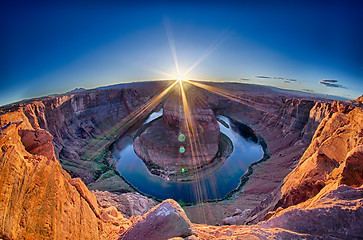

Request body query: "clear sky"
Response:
[1, 1, 362, 106]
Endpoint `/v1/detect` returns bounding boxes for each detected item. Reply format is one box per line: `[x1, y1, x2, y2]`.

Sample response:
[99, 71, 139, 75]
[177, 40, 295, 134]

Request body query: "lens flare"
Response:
[179, 146, 186, 154]
[178, 133, 186, 142]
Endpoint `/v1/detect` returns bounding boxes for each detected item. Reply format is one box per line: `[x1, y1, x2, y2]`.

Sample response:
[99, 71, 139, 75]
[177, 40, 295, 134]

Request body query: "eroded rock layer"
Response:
[0, 116, 132, 240]
[1, 82, 169, 194]
[243, 100, 363, 225]
[0, 83, 362, 239]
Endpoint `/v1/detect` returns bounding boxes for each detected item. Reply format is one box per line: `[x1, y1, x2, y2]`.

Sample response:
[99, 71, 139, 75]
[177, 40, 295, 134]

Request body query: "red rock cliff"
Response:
[244, 99, 363, 224]
[0, 111, 131, 240]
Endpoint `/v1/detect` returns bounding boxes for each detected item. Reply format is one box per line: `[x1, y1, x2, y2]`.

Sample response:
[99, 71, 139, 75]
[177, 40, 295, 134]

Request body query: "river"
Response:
[115, 110, 264, 204]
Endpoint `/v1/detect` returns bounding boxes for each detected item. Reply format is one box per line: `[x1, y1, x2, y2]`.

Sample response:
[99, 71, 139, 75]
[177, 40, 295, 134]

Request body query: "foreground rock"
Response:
[340, 145, 363, 187]
[18, 128, 56, 162]
[0, 118, 131, 240]
[195, 186, 363, 239]
[260, 185, 363, 239]
[119, 199, 196, 240]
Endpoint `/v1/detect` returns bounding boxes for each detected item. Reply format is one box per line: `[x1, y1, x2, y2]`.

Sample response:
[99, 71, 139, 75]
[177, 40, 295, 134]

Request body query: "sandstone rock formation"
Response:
[1, 82, 362, 239]
[0, 117, 131, 240]
[340, 145, 363, 187]
[260, 185, 363, 239]
[93, 190, 157, 218]
[163, 94, 220, 164]
[119, 199, 196, 240]
[18, 128, 56, 162]
[133, 85, 221, 180]
[348, 94, 363, 107]
[185, 85, 334, 224]
[243, 100, 363, 225]
[1, 82, 169, 194]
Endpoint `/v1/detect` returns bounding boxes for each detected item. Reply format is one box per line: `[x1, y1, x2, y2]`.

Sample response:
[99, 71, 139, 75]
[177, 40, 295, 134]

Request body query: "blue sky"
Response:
[1, 1, 362, 106]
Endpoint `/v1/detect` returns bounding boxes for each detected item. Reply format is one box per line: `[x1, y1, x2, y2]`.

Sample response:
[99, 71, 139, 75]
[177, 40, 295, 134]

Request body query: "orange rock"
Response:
[0, 117, 131, 240]
[340, 145, 363, 187]
[245, 100, 363, 227]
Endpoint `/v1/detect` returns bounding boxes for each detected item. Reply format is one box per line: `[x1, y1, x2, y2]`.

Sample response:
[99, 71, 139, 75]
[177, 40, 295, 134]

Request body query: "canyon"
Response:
[0, 81, 362, 239]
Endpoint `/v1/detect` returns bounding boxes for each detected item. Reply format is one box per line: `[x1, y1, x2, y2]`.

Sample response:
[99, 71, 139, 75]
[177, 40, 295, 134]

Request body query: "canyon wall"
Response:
[0, 82, 168, 194]
[123, 95, 363, 239]
[0, 83, 362, 239]
[184, 83, 335, 224]
[0, 112, 132, 240]
[244, 100, 363, 225]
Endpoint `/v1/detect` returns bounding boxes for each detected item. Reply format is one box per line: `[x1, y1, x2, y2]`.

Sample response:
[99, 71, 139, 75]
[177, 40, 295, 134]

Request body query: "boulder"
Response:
[222, 209, 251, 225]
[19, 128, 56, 162]
[119, 199, 195, 240]
[261, 185, 363, 239]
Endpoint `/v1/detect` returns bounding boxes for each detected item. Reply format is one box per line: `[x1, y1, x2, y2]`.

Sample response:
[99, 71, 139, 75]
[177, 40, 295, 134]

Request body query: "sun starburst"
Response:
[82, 22, 298, 207]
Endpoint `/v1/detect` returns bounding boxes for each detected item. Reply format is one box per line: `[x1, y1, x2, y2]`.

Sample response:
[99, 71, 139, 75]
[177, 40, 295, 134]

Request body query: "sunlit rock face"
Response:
[134, 85, 220, 179]
[0, 116, 132, 240]
[243, 100, 363, 225]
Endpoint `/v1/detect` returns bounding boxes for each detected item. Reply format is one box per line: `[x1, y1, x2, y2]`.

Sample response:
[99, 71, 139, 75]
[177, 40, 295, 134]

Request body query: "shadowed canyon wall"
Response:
[1, 83, 168, 195]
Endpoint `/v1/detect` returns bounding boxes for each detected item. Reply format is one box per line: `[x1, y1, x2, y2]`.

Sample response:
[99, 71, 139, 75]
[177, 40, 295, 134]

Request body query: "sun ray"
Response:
[149, 68, 178, 79]
[81, 80, 179, 163]
[185, 79, 307, 133]
[180, 90, 203, 202]
[164, 19, 181, 77]
[178, 79, 215, 206]
[183, 31, 229, 77]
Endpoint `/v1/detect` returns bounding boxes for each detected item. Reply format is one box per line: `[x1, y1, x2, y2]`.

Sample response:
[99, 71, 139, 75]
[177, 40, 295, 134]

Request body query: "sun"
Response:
[177, 75, 185, 83]
[177, 75, 188, 87]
